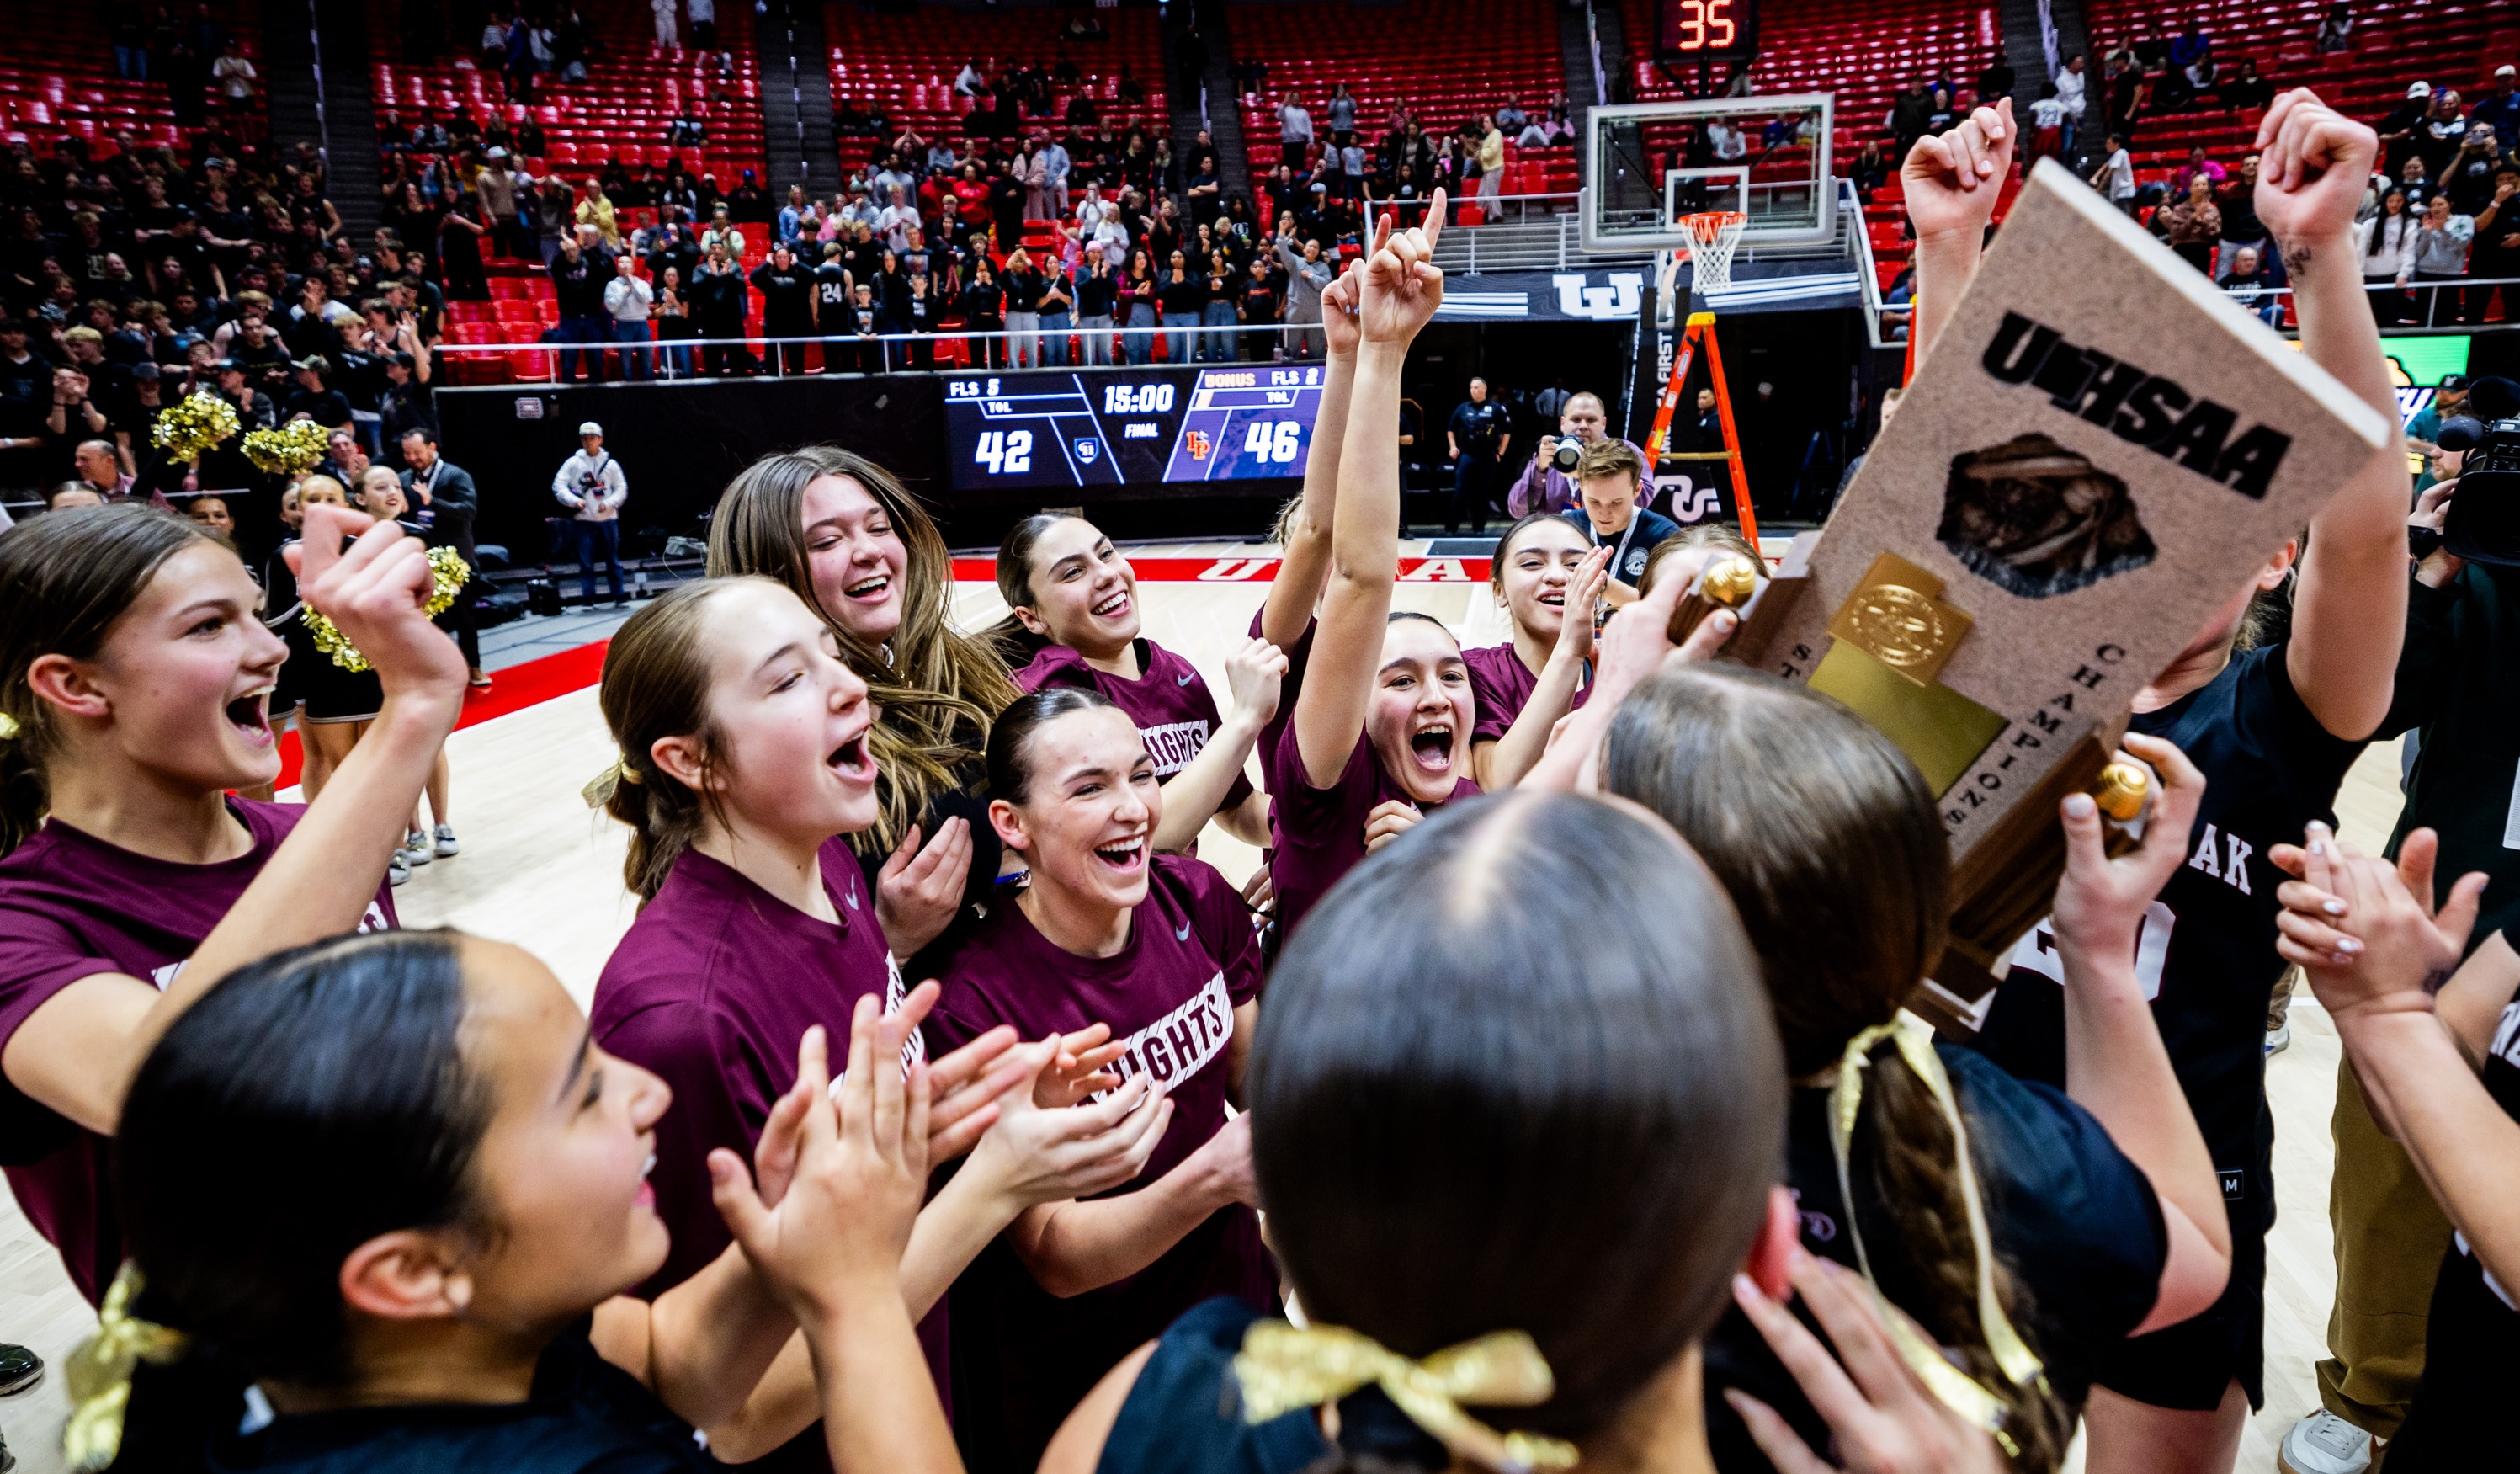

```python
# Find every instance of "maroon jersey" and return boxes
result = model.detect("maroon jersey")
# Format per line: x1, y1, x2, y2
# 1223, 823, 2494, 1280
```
1460, 641, 1589, 745
925, 854, 1273, 1473
1263, 718, 1480, 937
1015, 639, 1255, 812
0, 800, 396, 1305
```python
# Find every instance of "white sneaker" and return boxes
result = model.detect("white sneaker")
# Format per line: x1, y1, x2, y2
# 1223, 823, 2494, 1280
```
389, 853, 412, 887
400, 833, 433, 866
2279, 1410, 2374, 1474
433, 824, 460, 858
2266, 1022, 2292, 1056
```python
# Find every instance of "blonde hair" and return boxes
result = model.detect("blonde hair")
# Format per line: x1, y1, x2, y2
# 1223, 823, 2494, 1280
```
1636, 523, 1764, 600
706, 447, 1018, 852
297, 475, 348, 508
595, 580, 752, 900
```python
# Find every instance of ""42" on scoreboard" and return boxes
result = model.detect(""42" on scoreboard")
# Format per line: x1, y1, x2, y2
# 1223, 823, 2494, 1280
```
972, 428, 1035, 474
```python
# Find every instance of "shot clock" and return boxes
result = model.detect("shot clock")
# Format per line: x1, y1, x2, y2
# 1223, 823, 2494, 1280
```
1657, 0, 1758, 63
942, 365, 1325, 492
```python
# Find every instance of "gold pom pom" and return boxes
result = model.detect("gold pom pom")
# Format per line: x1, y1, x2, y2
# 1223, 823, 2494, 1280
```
146, 392, 242, 463
242, 418, 332, 476
301, 545, 472, 673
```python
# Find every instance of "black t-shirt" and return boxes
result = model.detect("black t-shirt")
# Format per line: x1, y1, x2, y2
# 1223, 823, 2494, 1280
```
1704, 1042, 2165, 1470
1156, 272, 1207, 317
750, 263, 814, 326
281, 386, 353, 428
1970, 645, 2366, 1242
195, 1318, 715, 1472
2384, 960, 2520, 1469
1076, 272, 1117, 317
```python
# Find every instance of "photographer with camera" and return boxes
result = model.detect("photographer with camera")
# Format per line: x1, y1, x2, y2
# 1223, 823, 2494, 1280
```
1506, 388, 1652, 518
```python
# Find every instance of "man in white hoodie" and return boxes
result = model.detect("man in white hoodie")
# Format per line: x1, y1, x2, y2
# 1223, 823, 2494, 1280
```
552, 420, 630, 604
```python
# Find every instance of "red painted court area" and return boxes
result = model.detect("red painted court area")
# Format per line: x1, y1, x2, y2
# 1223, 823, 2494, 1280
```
274, 639, 612, 790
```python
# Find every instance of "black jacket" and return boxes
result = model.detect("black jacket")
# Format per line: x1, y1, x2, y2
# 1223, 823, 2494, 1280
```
405, 458, 479, 563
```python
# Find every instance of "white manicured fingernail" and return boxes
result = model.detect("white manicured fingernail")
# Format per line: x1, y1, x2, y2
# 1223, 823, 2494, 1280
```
2338, 939, 2363, 954
2324, 900, 2346, 915
2309, 839, 2326, 856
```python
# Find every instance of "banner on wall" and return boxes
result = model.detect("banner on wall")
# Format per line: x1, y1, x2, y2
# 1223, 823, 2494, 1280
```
1439, 260, 1862, 322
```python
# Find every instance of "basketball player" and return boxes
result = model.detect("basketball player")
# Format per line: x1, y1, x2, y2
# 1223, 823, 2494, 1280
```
1461, 513, 1606, 790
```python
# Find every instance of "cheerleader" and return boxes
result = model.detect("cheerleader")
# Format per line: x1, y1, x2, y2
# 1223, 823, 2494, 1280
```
1459, 513, 1606, 790
1604, 666, 2236, 1471
997, 511, 1283, 852
1267, 198, 1481, 933
98, 929, 959, 1473
588, 578, 1172, 1464
706, 446, 1020, 972
1043, 792, 2007, 1474
1911, 95, 2415, 1473
926, 688, 1273, 1471
0, 502, 462, 1307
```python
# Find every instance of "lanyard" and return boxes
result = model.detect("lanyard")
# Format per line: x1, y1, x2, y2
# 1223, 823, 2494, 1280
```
1597, 512, 1643, 575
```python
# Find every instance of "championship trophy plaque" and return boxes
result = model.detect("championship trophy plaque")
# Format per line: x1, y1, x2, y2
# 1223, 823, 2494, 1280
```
1720, 158, 2395, 1030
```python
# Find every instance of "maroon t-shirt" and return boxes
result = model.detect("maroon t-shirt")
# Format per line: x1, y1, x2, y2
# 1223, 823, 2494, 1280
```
0, 801, 396, 1306
1014, 639, 1254, 813
591, 838, 937, 1469
1460, 641, 1589, 745
924, 854, 1273, 1472
1263, 717, 1480, 938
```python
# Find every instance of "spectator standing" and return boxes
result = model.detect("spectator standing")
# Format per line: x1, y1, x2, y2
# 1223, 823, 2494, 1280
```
1118, 248, 1158, 365
1445, 376, 1513, 536
476, 149, 529, 260
1275, 93, 1314, 170
576, 177, 623, 251
2468, 167, 2519, 325
1001, 247, 1043, 370
530, 178, 574, 269
2028, 85, 2067, 168
2054, 54, 2089, 158
750, 244, 815, 375
2162, 173, 2224, 274
210, 40, 257, 114
400, 426, 486, 689
812, 243, 853, 373
651, 0, 678, 49
1199, 251, 1238, 364
2443, 124, 2504, 218
688, 0, 715, 49
1273, 227, 1331, 359
603, 253, 654, 381
651, 265, 698, 378
2169, 146, 2227, 200
1156, 249, 1205, 365
689, 239, 750, 375
1075, 250, 1117, 365
551, 420, 628, 604
2470, 65, 2520, 146
2314, 2, 2353, 52
1024, 254, 1067, 368
2216, 155, 2268, 267
548, 234, 609, 384
1239, 256, 1279, 363
2378, 83, 2432, 180
2401, 193, 2473, 326
2092, 133, 2137, 214
2357, 187, 2416, 325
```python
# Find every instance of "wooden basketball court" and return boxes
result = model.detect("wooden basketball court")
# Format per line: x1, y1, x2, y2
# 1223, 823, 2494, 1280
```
0, 541, 2406, 1474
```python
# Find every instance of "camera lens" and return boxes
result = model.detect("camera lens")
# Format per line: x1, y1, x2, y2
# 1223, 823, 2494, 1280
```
1552, 442, 1582, 473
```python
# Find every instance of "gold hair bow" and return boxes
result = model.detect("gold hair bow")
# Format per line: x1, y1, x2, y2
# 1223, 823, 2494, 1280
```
64, 1264, 190, 1473
1829, 1011, 2045, 1450
579, 756, 643, 809
1233, 1319, 1580, 1473
0, 710, 19, 742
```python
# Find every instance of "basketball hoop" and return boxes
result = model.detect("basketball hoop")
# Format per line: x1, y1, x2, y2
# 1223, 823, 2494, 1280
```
1678, 211, 1748, 294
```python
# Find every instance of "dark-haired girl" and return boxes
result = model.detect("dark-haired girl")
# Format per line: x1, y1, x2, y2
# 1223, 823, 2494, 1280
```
707, 446, 1020, 974
1461, 513, 1605, 790
1604, 665, 2235, 1471
590, 577, 1172, 1466
928, 688, 1271, 1471
998, 512, 1281, 854
0, 503, 462, 1307
1042, 791, 2007, 1474
103, 928, 960, 1473
1911, 96, 2415, 1472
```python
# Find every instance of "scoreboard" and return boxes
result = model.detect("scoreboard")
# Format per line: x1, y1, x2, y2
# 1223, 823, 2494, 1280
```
942, 365, 1326, 492
1656, 0, 1758, 63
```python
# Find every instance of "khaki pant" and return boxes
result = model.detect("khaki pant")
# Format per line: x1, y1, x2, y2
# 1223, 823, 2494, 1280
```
2318, 1059, 2454, 1438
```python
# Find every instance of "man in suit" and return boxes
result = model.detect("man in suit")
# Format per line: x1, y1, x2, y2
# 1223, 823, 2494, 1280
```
400, 426, 489, 689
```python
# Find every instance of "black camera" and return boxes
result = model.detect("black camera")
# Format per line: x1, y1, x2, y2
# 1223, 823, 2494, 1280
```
1550, 439, 1583, 473
2438, 376, 2520, 567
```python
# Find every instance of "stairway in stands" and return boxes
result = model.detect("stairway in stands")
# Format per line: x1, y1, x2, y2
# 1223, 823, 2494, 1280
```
267, 0, 384, 240
1169, 1, 1252, 201
758, 0, 841, 198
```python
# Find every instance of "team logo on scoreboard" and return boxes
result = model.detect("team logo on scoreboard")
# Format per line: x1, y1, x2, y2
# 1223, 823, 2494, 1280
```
1185, 430, 1212, 460
1075, 438, 1100, 464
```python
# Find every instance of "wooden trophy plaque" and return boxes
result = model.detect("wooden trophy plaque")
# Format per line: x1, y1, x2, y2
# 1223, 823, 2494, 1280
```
1722, 158, 2395, 1033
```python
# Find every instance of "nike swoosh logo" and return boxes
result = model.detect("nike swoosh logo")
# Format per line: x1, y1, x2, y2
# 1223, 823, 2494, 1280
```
1177, 672, 1195, 685
1174, 922, 1192, 941
843, 884, 860, 910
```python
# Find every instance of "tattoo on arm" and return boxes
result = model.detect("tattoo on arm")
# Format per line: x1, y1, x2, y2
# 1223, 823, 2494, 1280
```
2283, 243, 2315, 274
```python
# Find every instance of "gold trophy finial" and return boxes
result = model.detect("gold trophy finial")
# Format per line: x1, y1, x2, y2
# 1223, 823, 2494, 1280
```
2091, 762, 2150, 822
1702, 554, 1760, 608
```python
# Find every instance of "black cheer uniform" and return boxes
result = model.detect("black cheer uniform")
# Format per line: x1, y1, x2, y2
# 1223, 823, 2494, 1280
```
1966, 644, 2367, 1410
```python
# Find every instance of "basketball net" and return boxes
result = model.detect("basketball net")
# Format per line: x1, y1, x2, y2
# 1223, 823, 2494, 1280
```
1677, 211, 1747, 294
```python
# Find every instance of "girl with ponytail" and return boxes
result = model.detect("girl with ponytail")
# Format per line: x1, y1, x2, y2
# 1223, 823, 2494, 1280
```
0, 502, 462, 1312
588, 577, 1176, 1465
1600, 664, 2236, 1471
996, 512, 1283, 854
705, 445, 1019, 972
1043, 793, 2010, 1474
101, 928, 961, 1473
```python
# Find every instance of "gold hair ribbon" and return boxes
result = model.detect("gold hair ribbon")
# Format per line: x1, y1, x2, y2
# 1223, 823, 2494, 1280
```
0, 710, 19, 742
1828, 1012, 2045, 1444
579, 756, 641, 809
64, 1263, 190, 1473
1233, 1319, 1580, 1474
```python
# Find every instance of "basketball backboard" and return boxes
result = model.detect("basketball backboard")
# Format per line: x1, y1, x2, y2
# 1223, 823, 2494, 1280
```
1582, 95, 1836, 253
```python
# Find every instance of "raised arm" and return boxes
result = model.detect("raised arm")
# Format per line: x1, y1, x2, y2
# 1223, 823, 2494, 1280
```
1151, 637, 1284, 854
1292, 197, 1444, 790
2252, 93, 2406, 741
1901, 100, 2014, 363
2048, 734, 2233, 1333
1260, 261, 1360, 650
